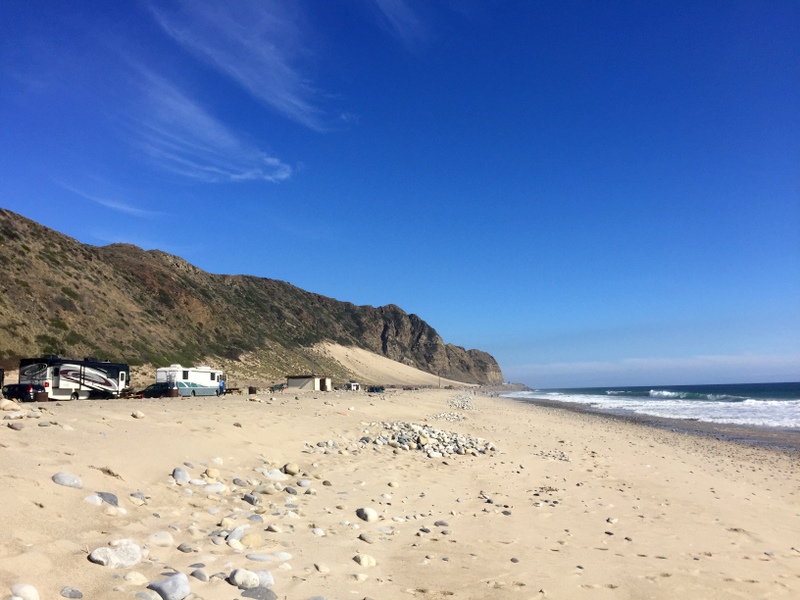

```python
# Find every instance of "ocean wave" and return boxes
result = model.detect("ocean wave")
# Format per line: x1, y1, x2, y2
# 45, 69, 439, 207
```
502, 391, 800, 429
649, 390, 746, 402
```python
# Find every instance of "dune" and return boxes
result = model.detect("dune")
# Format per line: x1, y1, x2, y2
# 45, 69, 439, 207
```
316, 342, 470, 388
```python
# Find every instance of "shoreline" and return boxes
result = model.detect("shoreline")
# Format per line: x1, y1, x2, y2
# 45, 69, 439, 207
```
505, 394, 800, 454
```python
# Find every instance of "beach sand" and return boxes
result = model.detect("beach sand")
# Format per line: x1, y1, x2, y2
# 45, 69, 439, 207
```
2, 385, 799, 599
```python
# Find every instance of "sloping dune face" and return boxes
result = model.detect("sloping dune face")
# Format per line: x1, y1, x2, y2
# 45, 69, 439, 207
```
317, 342, 472, 387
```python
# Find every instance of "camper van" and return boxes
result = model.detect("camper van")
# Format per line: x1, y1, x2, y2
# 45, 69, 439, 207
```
155, 364, 224, 397
18, 356, 130, 400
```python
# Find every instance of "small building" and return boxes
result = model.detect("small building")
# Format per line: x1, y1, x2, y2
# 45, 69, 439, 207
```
344, 381, 361, 391
286, 375, 333, 392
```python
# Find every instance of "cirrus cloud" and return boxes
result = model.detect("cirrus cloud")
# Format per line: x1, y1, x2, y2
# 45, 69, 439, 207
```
128, 69, 292, 183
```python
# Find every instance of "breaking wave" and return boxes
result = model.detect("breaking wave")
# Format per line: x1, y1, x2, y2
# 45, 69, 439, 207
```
505, 383, 800, 429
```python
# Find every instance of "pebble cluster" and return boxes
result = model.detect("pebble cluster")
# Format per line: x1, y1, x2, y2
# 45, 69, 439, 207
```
446, 394, 475, 411
534, 448, 572, 462
5, 402, 497, 600
298, 420, 497, 461
1, 400, 64, 431
428, 412, 467, 422
363, 421, 496, 458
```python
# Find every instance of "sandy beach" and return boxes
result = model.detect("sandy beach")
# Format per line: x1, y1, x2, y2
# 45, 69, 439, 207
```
2, 386, 799, 600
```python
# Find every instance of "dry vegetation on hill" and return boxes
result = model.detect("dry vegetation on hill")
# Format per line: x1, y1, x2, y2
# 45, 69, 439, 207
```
0, 209, 503, 386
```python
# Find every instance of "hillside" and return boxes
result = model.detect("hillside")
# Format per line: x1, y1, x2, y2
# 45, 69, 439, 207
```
0, 208, 503, 386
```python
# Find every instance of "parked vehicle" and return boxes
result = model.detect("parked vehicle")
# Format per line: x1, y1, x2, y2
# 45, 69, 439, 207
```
18, 355, 130, 400
156, 364, 225, 397
2, 383, 46, 402
136, 382, 173, 398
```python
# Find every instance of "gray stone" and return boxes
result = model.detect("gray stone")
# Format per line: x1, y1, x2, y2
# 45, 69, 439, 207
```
147, 572, 191, 600
356, 507, 378, 523
260, 468, 288, 482
171, 467, 190, 484
135, 593, 161, 600
88, 539, 142, 568
190, 568, 209, 582
204, 482, 227, 494
60, 587, 83, 599
272, 551, 292, 562
96, 492, 119, 507
227, 524, 249, 541
353, 553, 377, 567
243, 493, 260, 506
241, 588, 278, 600
52, 472, 83, 489
246, 553, 273, 562
229, 568, 260, 589
255, 570, 275, 587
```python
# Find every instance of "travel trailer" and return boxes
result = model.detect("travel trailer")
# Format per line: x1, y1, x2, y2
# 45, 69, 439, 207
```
155, 364, 225, 396
18, 355, 130, 400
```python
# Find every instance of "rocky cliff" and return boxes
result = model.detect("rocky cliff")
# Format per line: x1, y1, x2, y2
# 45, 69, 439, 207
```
0, 208, 503, 385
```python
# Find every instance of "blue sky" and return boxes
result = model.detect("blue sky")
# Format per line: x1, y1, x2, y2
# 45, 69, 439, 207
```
1, 1, 798, 388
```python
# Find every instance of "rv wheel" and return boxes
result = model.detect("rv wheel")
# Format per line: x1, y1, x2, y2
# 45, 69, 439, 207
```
70, 392, 79, 401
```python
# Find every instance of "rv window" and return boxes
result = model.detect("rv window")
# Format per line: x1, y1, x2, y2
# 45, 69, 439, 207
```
210, 373, 215, 381
182, 371, 189, 379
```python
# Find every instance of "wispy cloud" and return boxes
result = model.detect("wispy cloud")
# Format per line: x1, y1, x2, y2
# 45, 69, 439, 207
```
128, 69, 292, 183
148, 0, 326, 130
371, 0, 429, 47
57, 181, 161, 218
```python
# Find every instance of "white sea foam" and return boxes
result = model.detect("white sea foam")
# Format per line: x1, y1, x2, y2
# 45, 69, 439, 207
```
505, 391, 800, 429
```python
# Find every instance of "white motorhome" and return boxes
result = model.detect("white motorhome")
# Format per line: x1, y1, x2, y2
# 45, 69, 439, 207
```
156, 364, 224, 396
19, 355, 130, 400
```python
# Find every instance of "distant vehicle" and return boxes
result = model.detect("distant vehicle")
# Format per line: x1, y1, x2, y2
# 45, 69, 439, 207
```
136, 382, 173, 398
155, 364, 225, 397
2, 383, 46, 402
18, 356, 130, 400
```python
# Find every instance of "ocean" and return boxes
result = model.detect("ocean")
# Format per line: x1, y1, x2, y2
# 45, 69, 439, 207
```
504, 382, 800, 429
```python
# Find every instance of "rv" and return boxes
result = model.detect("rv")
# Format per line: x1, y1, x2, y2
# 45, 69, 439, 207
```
18, 356, 130, 400
156, 364, 224, 397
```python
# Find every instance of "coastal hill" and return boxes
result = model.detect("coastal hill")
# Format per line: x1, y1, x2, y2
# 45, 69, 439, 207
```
0, 208, 503, 386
